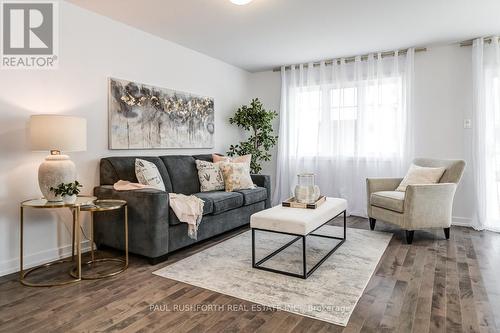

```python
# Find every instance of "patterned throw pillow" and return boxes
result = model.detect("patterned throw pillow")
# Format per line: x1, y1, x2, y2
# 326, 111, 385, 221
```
212, 154, 251, 170
195, 160, 225, 192
135, 159, 166, 191
219, 162, 255, 192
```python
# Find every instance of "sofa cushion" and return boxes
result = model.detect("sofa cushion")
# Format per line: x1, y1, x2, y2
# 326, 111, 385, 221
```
236, 187, 267, 206
370, 191, 405, 213
99, 156, 173, 191
160, 155, 200, 195
169, 193, 214, 226
195, 191, 244, 215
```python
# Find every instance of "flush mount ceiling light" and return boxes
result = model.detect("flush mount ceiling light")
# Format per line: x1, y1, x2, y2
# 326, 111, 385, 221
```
230, 0, 253, 5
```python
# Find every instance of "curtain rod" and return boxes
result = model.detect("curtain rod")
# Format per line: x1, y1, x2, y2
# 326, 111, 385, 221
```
272, 47, 427, 72
459, 36, 498, 47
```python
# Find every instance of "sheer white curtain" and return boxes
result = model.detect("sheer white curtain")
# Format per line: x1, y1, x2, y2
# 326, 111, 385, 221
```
472, 37, 500, 232
274, 49, 415, 216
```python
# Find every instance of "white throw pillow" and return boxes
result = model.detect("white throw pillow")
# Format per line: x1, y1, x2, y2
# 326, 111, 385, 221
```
135, 159, 166, 191
195, 160, 225, 192
219, 162, 255, 192
396, 164, 446, 192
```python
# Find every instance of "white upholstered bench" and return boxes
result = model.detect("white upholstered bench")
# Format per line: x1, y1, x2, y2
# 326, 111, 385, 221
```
250, 197, 347, 279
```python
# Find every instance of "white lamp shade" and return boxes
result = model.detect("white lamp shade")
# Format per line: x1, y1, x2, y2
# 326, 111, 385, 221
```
30, 115, 87, 152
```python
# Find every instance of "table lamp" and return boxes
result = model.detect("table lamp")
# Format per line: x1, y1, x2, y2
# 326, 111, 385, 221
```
30, 115, 87, 201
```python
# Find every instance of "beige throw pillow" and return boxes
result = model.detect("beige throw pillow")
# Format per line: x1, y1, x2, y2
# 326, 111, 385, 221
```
396, 164, 446, 192
195, 160, 225, 192
135, 159, 166, 191
219, 162, 255, 192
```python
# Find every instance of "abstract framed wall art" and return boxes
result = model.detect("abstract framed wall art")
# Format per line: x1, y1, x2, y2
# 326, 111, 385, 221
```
108, 77, 215, 149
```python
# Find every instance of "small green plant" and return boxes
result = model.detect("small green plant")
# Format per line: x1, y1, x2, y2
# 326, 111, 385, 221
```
50, 181, 82, 196
227, 98, 278, 174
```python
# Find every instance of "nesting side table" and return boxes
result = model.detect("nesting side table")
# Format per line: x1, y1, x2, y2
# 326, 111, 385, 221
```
19, 196, 96, 287
70, 199, 128, 279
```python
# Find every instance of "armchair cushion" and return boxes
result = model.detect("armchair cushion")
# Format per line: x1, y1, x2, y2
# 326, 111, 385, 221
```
370, 191, 405, 213
366, 178, 403, 194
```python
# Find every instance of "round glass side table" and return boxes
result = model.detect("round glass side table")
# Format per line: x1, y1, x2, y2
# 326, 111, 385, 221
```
19, 196, 96, 287
70, 199, 128, 279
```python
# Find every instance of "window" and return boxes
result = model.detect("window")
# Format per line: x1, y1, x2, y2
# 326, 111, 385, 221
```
294, 87, 321, 156
291, 77, 403, 158
331, 86, 357, 121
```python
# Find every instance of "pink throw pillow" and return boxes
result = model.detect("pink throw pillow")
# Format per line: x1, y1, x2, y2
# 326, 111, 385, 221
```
212, 154, 251, 169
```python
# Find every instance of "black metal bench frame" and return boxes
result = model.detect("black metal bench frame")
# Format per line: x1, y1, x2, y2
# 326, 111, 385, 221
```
251, 210, 346, 279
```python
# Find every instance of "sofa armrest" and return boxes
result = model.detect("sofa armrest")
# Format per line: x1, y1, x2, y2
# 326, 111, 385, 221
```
403, 183, 457, 229
251, 174, 271, 208
93, 185, 170, 258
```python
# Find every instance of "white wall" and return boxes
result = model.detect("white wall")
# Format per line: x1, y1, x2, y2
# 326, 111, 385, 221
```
413, 44, 473, 225
248, 44, 475, 225
0, 2, 251, 276
247, 71, 282, 190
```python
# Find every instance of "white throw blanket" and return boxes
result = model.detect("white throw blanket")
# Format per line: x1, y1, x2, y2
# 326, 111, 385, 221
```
113, 180, 204, 240
169, 193, 204, 240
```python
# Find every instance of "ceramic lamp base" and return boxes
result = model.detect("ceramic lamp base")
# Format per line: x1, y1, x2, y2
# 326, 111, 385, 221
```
38, 154, 77, 201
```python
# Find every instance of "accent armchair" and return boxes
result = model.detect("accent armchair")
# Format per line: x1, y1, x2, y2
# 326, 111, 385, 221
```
366, 158, 466, 244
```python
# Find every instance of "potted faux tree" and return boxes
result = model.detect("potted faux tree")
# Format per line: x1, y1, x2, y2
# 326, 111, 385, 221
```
50, 181, 83, 204
227, 98, 278, 174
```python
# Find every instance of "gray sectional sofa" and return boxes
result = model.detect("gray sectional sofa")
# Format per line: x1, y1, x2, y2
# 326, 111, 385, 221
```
93, 154, 271, 264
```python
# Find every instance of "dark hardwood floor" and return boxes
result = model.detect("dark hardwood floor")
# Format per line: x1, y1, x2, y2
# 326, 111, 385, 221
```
1, 217, 499, 333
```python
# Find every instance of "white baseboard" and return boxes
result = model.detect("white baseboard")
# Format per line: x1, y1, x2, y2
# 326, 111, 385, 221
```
452, 216, 473, 227
0, 241, 92, 277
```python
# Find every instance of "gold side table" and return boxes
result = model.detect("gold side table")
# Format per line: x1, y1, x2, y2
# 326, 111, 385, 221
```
19, 196, 96, 287
70, 199, 128, 279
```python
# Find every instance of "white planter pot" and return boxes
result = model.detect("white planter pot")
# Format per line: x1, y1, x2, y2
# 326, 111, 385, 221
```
62, 194, 77, 204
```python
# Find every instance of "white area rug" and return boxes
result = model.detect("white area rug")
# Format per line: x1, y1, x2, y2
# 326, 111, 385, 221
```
153, 226, 392, 326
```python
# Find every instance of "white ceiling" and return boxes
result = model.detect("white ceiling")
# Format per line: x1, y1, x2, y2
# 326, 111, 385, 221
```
68, 0, 500, 72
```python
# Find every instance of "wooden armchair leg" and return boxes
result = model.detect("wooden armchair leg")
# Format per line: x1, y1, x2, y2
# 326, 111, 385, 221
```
369, 218, 376, 230
405, 230, 414, 244
444, 227, 450, 240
